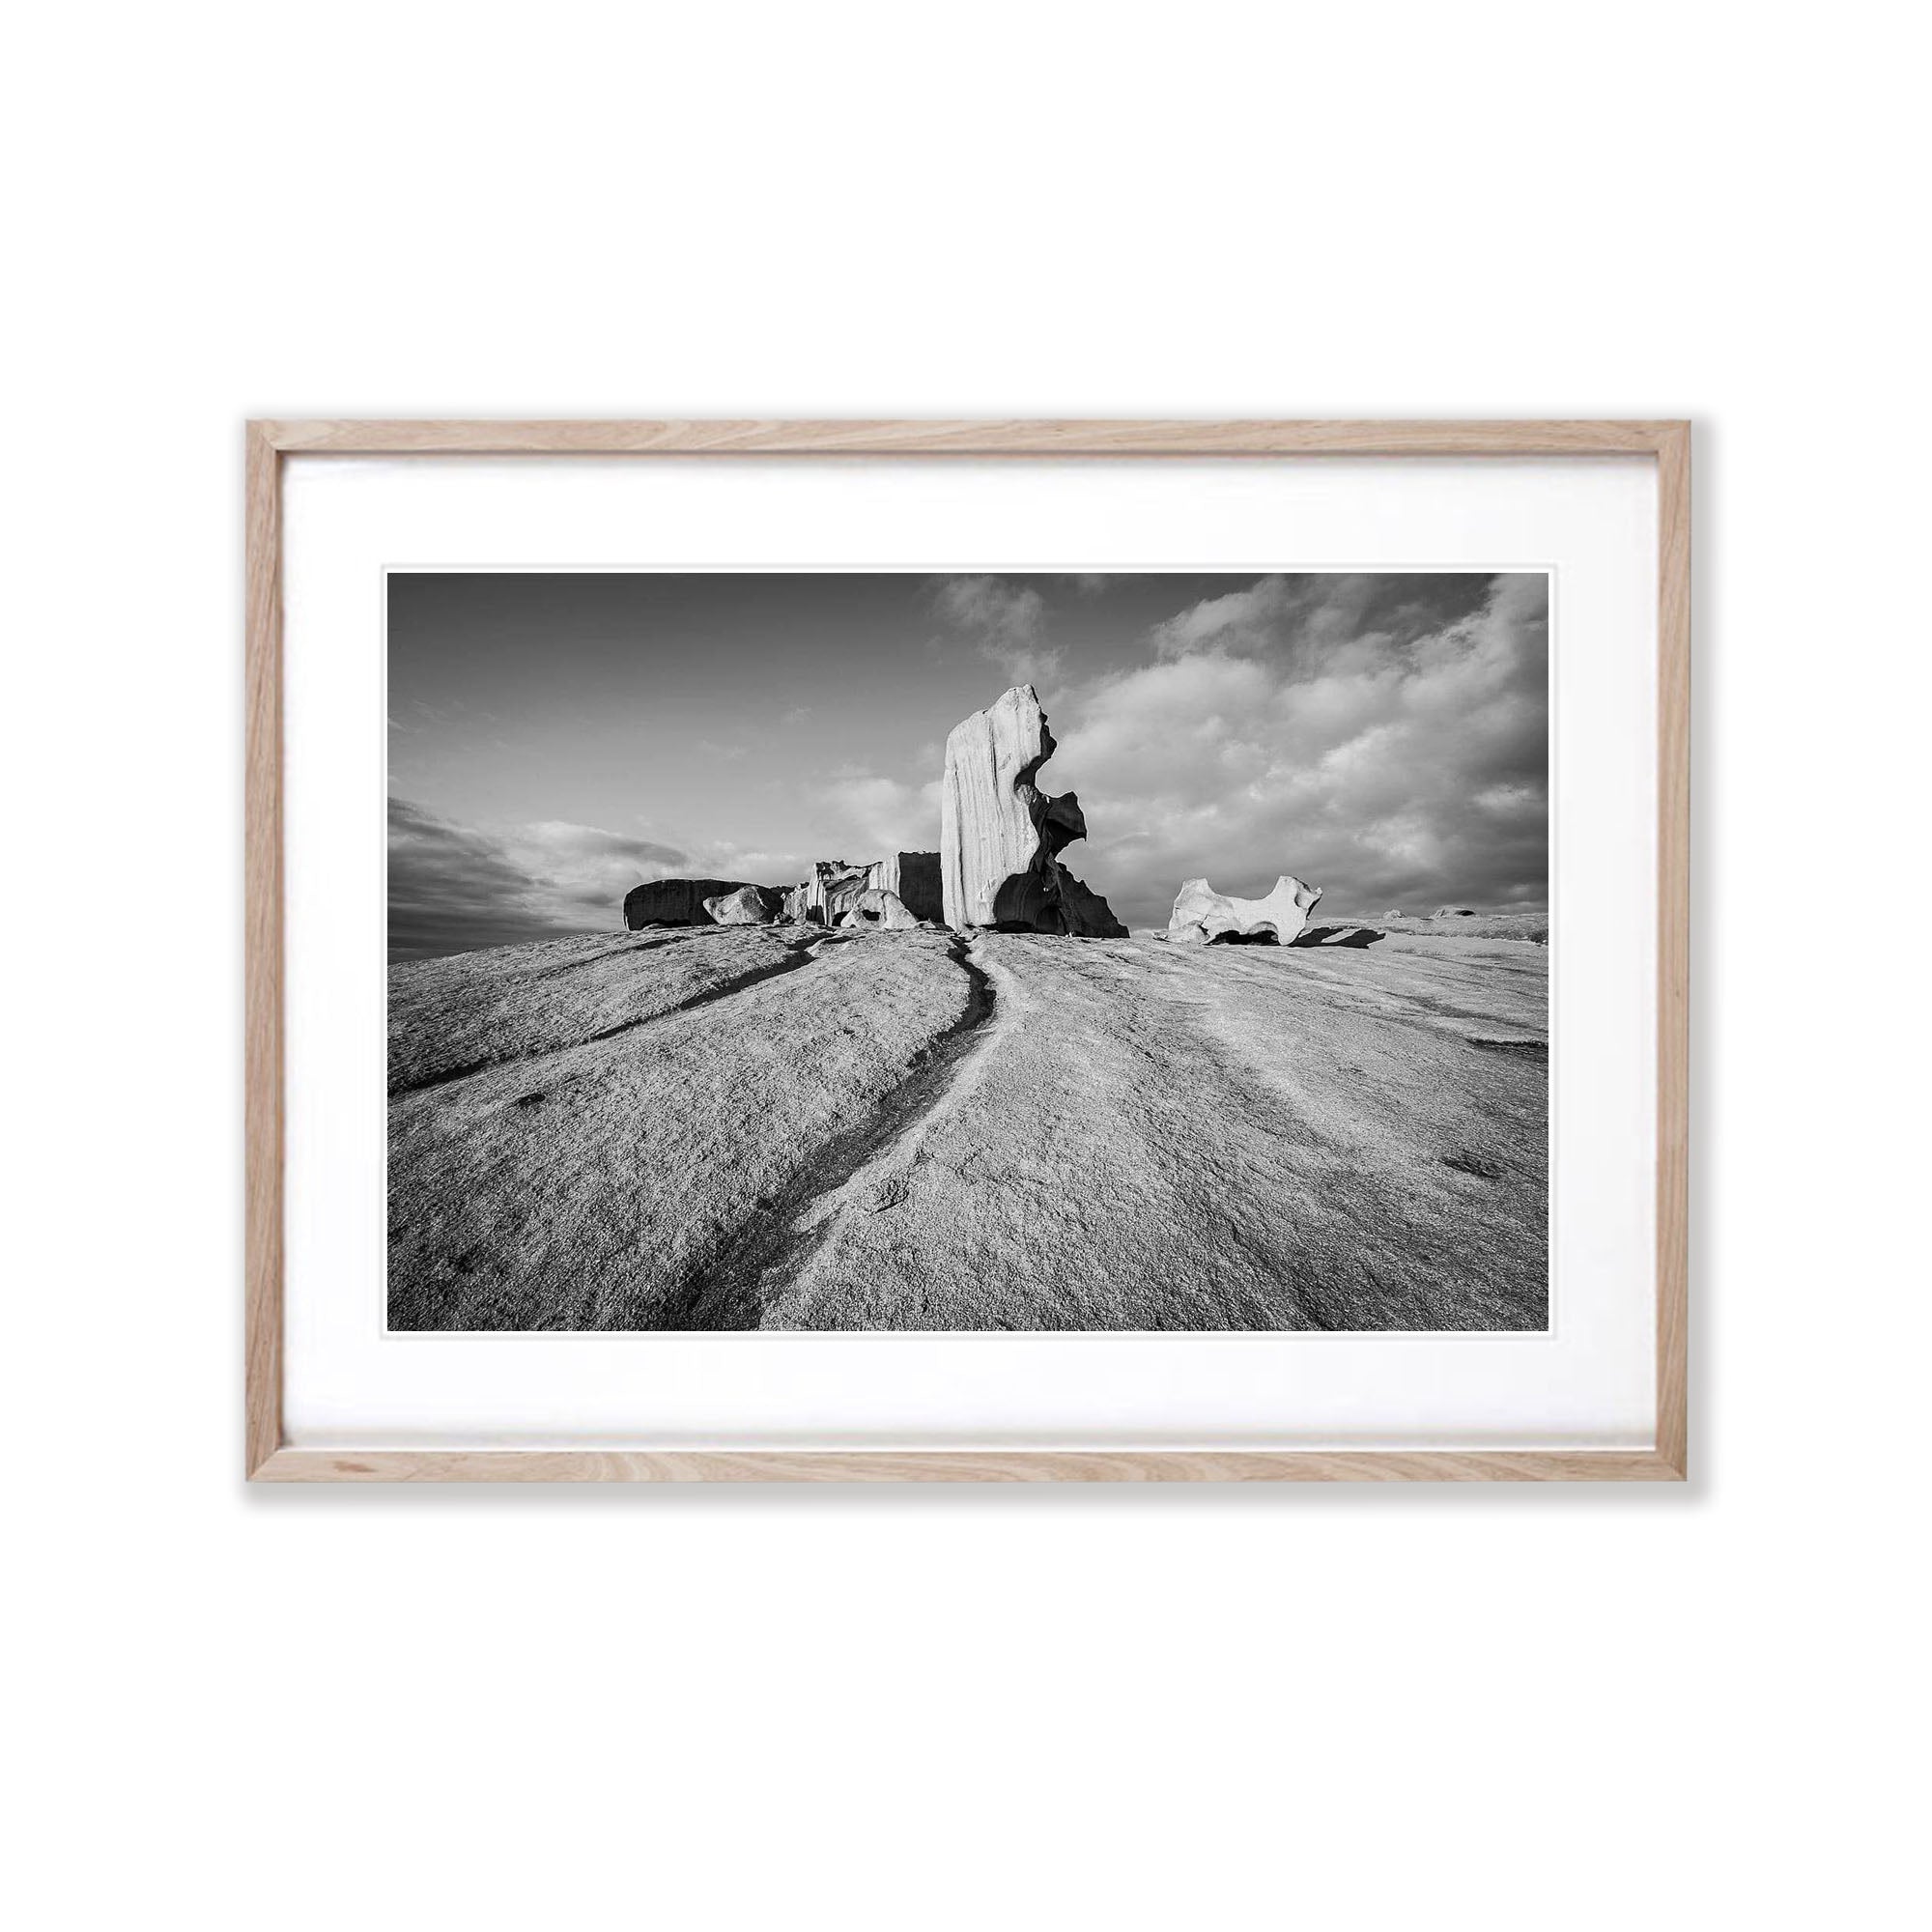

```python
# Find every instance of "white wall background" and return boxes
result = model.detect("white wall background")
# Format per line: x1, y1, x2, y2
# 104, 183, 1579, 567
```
7, 5, 1924, 1929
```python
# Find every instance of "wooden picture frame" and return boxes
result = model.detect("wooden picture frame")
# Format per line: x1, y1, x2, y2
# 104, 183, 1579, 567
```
246, 419, 1689, 1483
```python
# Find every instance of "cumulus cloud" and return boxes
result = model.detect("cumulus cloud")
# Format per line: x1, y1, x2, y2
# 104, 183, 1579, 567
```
502, 819, 701, 917
1049, 573, 1548, 929
929, 575, 1065, 686
387, 798, 690, 960
808, 772, 942, 857
1148, 571, 1495, 668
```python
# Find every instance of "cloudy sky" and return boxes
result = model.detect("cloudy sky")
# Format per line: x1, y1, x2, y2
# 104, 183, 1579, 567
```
388, 571, 1548, 959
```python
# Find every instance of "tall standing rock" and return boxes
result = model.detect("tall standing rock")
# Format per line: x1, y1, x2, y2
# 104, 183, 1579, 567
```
940, 685, 1126, 937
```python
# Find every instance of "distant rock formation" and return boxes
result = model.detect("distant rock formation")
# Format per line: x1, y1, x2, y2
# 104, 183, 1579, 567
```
703, 886, 779, 925
784, 853, 942, 927
1434, 907, 1477, 918
792, 859, 861, 925
836, 888, 923, 930
940, 684, 1126, 937
625, 878, 774, 928
1168, 875, 1323, 946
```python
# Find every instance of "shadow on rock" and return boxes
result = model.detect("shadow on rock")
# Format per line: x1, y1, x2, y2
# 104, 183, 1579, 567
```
1291, 924, 1385, 949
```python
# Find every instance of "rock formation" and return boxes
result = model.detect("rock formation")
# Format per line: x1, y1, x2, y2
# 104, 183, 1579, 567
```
1168, 875, 1323, 946
625, 878, 775, 928
835, 888, 923, 929
791, 859, 859, 925
867, 851, 943, 923
787, 853, 944, 926
703, 886, 779, 925
940, 685, 1126, 938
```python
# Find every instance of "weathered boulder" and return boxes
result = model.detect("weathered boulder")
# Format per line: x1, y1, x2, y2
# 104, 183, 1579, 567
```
940, 685, 1126, 937
625, 878, 771, 928
1168, 875, 1323, 946
1434, 907, 1477, 918
836, 888, 922, 930
704, 886, 778, 925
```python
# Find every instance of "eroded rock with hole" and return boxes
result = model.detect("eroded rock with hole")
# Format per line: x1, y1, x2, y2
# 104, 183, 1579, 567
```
1168, 875, 1323, 946
940, 684, 1125, 937
836, 888, 922, 930
703, 885, 779, 925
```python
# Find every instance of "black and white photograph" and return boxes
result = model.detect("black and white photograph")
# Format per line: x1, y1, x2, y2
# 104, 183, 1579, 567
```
387, 569, 1550, 1331
31, 0, 1932, 1913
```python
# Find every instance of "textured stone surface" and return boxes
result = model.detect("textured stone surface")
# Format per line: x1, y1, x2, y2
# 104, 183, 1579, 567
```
389, 929, 1548, 1331
388, 927, 808, 1094
1168, 875, 1323, 946
760, 933, 1549, 1332
388, 929, 976, 1329
625, 878, 767, 928
704, 886, 778, 925
940, 685, 1125, 937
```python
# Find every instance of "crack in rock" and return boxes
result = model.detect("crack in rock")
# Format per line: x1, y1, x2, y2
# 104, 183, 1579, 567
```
662, 937, 1004, 1329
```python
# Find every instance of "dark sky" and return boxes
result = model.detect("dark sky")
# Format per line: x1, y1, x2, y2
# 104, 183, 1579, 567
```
388, 571, 1547, 959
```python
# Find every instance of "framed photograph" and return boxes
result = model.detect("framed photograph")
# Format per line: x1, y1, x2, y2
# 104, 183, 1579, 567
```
246, 419, 1688, 1482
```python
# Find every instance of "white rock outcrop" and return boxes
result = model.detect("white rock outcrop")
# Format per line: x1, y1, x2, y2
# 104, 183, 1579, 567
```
939, 685, 1125, 937
1168, 875, 1323, 946
703, 886, 779, 925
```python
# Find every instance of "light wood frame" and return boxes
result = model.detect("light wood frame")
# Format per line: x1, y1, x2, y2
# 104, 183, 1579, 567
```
246, 419, 1690, 1484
